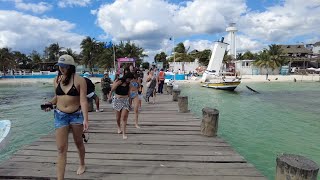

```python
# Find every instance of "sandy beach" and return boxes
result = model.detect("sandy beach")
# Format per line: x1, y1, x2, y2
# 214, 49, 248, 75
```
0, 74, 319, 85
181, 74, 320, 84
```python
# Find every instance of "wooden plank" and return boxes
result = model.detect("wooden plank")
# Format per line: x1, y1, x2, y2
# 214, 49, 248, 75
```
37, 134, 228, 142
23, 145, 237, 156
0, 162, 264, 176
33, 139, 230, 146
13, 150, 246, 162
3, 156, 255, 169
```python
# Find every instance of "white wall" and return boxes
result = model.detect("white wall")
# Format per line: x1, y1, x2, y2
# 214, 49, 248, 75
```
235, 60, 280, 75
168, 59, 200, 73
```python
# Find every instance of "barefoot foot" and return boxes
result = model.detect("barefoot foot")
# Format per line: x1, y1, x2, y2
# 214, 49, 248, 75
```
117, 129, 122, 134
135, 125, 140, 129
123, 135, 128, 140
77, 165, 86, 175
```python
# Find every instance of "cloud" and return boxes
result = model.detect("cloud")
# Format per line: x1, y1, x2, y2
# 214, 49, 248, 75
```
5, 0, 52, 14
58, 0, 92, 8
239, 0, 320, 44
95, 0, 247, 61
0, 10, 85, 53
183, 39, 213, 52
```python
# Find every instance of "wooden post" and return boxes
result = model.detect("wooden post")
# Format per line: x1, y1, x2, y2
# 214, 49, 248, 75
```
178, 96, 189, 113
163, 83, 167, 94
276, 154, 319, 180
172, 89, 181, 101
200, 108, 219, 137
167, 85, 173, 95
88, 98, 94, 112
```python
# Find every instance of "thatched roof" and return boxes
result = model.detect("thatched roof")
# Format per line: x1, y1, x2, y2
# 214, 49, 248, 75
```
280, 45, 312, 54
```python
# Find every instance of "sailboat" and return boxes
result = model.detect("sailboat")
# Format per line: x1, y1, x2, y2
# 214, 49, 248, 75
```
200, 38, 241, 91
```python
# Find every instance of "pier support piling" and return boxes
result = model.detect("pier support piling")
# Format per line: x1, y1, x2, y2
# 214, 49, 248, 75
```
172, 89, 181, 101
178, 96, 189, 113
276, 154, 319, 180
200, 108, 219, 137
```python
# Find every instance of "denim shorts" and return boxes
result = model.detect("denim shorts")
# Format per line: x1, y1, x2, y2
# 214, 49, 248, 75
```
54, 109, 83, 129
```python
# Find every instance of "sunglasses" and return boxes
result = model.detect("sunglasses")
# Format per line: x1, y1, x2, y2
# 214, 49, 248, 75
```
82, 132, 89, 143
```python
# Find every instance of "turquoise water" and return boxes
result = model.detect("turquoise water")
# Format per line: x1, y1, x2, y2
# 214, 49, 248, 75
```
0, 81, 319, 179
179, 81, 320, 180
0, 83, 54, 162
0, 82, 103, 162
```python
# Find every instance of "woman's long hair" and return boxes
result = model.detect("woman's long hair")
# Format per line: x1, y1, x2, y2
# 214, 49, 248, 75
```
56, 65, 76, 85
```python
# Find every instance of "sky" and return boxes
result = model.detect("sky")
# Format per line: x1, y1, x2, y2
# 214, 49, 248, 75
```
0, 0, 320, 62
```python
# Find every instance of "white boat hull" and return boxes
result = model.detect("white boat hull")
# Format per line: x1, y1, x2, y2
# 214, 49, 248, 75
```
0, 120, 11, 150
201, 80, 241, 91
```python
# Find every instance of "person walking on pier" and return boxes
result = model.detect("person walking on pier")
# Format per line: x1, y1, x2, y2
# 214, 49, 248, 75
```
129, 72, 141, 128
157, 68, 165, 94
137, 78, 144, 110
108, 72, 134, 139
144, 69, 157, 104
101, 72, 112, 101
43, 55, 89, 179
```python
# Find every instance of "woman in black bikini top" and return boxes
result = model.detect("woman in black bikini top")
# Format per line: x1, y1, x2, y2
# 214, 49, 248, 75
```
44, 55, 88, 178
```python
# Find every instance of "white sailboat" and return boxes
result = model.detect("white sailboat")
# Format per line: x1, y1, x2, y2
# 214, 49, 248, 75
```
200, 38, 241, 91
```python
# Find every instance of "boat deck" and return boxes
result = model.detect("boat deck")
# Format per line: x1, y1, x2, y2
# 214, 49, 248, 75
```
0, 94, 266, 180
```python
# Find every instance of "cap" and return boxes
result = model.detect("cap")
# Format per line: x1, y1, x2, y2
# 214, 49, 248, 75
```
56, 55, 75, 67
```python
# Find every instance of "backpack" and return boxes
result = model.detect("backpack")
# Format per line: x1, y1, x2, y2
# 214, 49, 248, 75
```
85, 78, 95, 94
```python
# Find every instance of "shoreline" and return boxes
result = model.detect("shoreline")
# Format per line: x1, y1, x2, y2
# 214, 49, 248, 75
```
0, 75, 319, 85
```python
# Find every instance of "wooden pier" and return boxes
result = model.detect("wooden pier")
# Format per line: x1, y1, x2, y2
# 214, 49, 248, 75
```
0, 94, 267, 180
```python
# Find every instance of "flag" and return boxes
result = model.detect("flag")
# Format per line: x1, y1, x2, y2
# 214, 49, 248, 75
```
169, 37, 172, 41
105, 41, 113, 48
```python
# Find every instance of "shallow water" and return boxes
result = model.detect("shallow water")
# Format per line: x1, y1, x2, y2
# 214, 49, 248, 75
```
0, 82, 103, 163
0, 83, 54, 162
179, 81, 320, 179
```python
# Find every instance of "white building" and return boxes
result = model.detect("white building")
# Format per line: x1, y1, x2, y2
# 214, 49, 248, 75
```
168, 59, 200, 73
312, 42, 320, 54
234, 60, 280, 75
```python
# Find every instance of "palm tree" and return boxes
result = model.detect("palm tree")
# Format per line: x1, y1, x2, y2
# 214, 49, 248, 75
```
12, 51, 31, 69
236, 53, 243, 60
0, 48, 15, 75
168, 42, 194, 62
268, 44, 287, 66
44, 43, 62, 62
62, 48, 80, 64
242, 51, 256, 60
115, 41, 147, 67
189, 49, 211, 66
253, 49, 280, 74
29, 50, 42, 71
154, 52, 168, 68
96, 44, 114, 69
80, 37, 98, 72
